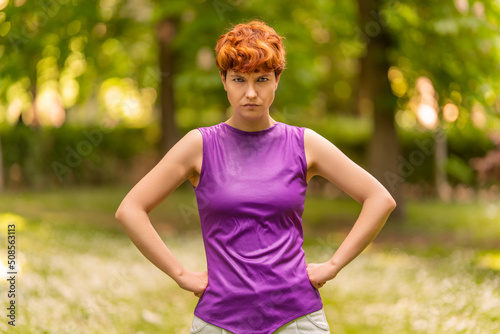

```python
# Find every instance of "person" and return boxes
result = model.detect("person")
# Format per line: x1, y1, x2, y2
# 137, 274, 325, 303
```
115, 19, 397, 334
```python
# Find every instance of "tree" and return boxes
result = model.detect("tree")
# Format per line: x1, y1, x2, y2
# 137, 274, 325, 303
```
355, 0, 404, 219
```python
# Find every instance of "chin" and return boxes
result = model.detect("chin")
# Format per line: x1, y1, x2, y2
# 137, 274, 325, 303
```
239, 111, 267, 119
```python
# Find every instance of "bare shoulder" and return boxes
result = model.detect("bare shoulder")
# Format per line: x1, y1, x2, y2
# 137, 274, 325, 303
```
182, 129, 203, 153
177, 129, 203, 174
304, 126, 358, 179
304, 127, 321, 143
303, 127, 328, 174
181, 129, 203, 184
303, 127, 323, 147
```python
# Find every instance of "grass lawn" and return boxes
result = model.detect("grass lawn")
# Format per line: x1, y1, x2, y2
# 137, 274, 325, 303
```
0, 184, 499, 333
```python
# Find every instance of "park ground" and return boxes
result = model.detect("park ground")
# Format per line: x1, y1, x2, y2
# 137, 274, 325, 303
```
0, 185, 499, 333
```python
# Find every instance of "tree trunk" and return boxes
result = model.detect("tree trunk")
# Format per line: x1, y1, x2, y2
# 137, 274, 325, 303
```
356, 0, 405, 220
156, 17, 180, 155
435, 128, 451, 201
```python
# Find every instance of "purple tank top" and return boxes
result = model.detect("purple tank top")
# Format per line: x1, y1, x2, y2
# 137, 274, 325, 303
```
192, 121, 323, 334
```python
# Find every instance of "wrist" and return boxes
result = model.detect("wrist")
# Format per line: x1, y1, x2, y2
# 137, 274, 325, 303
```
327, 258, 342, 278
172, 266, 186, 283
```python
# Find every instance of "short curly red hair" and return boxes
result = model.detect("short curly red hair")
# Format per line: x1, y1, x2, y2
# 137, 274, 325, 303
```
215, 20, 286, 80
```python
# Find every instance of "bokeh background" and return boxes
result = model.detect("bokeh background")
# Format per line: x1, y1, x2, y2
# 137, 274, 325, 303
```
0, 0, 499, 333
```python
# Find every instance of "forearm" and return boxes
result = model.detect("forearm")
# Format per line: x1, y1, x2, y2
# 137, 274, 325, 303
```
328, 195, 396, 275
115, 209, 185, 282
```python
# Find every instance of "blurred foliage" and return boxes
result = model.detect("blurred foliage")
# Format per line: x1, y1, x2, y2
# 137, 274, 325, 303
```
397, 120, 495, 186
0, 114, 494, 188
1, 123, 158, 188
0, 0, 500, 189
1, 0, 499, 126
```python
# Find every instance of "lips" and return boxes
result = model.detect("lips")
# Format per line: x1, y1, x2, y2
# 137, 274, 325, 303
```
243, 104, 259, 107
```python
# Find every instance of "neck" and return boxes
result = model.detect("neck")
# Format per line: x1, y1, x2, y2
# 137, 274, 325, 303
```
225, 115, 276, 132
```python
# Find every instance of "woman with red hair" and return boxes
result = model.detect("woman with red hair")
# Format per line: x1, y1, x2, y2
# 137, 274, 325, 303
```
116, 20, 396, 333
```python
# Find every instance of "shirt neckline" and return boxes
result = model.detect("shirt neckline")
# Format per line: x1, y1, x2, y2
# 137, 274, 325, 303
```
221, 121, 280, 134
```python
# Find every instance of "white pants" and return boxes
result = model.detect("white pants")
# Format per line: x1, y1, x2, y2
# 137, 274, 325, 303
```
189, 309, 331, 334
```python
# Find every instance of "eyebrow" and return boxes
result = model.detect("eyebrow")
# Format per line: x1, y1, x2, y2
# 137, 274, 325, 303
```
230, 74, 271, 78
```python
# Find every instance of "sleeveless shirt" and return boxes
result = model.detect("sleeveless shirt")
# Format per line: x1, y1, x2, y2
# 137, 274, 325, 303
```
192, 121, 323, 334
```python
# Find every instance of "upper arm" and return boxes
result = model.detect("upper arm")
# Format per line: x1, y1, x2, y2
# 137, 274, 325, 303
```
304, 128, 394, 204
116, 129, 202, 215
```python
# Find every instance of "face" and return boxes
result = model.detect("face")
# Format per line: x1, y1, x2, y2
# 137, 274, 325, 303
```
221, 69, 280, 119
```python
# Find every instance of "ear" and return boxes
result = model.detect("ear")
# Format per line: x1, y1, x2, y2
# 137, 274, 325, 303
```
220, 72, 227, 91
275, 74, 280, 90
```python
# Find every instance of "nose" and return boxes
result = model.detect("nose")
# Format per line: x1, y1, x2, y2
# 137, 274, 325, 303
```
245, 82, 257, 99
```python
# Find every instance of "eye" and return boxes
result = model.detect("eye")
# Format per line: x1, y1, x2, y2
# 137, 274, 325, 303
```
233, 78, 244, 82
258, 77, 269, 82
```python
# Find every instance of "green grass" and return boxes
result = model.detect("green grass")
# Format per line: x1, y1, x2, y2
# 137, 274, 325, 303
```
0, 186, 499, 333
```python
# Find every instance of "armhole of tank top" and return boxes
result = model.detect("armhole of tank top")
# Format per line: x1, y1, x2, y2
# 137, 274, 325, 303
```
299, 126, 308, 183
193, 128, 205, 190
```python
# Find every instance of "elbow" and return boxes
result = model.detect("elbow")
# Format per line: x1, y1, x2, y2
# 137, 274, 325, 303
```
115, 207, 126, 223
115, 207, 135, 228
369, 189, 396, 212
365, 189, 397, 211
115, 202, 133, 223
115, 208, 123, 222
115, 202, 146, 225
385, 194, 397, 211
